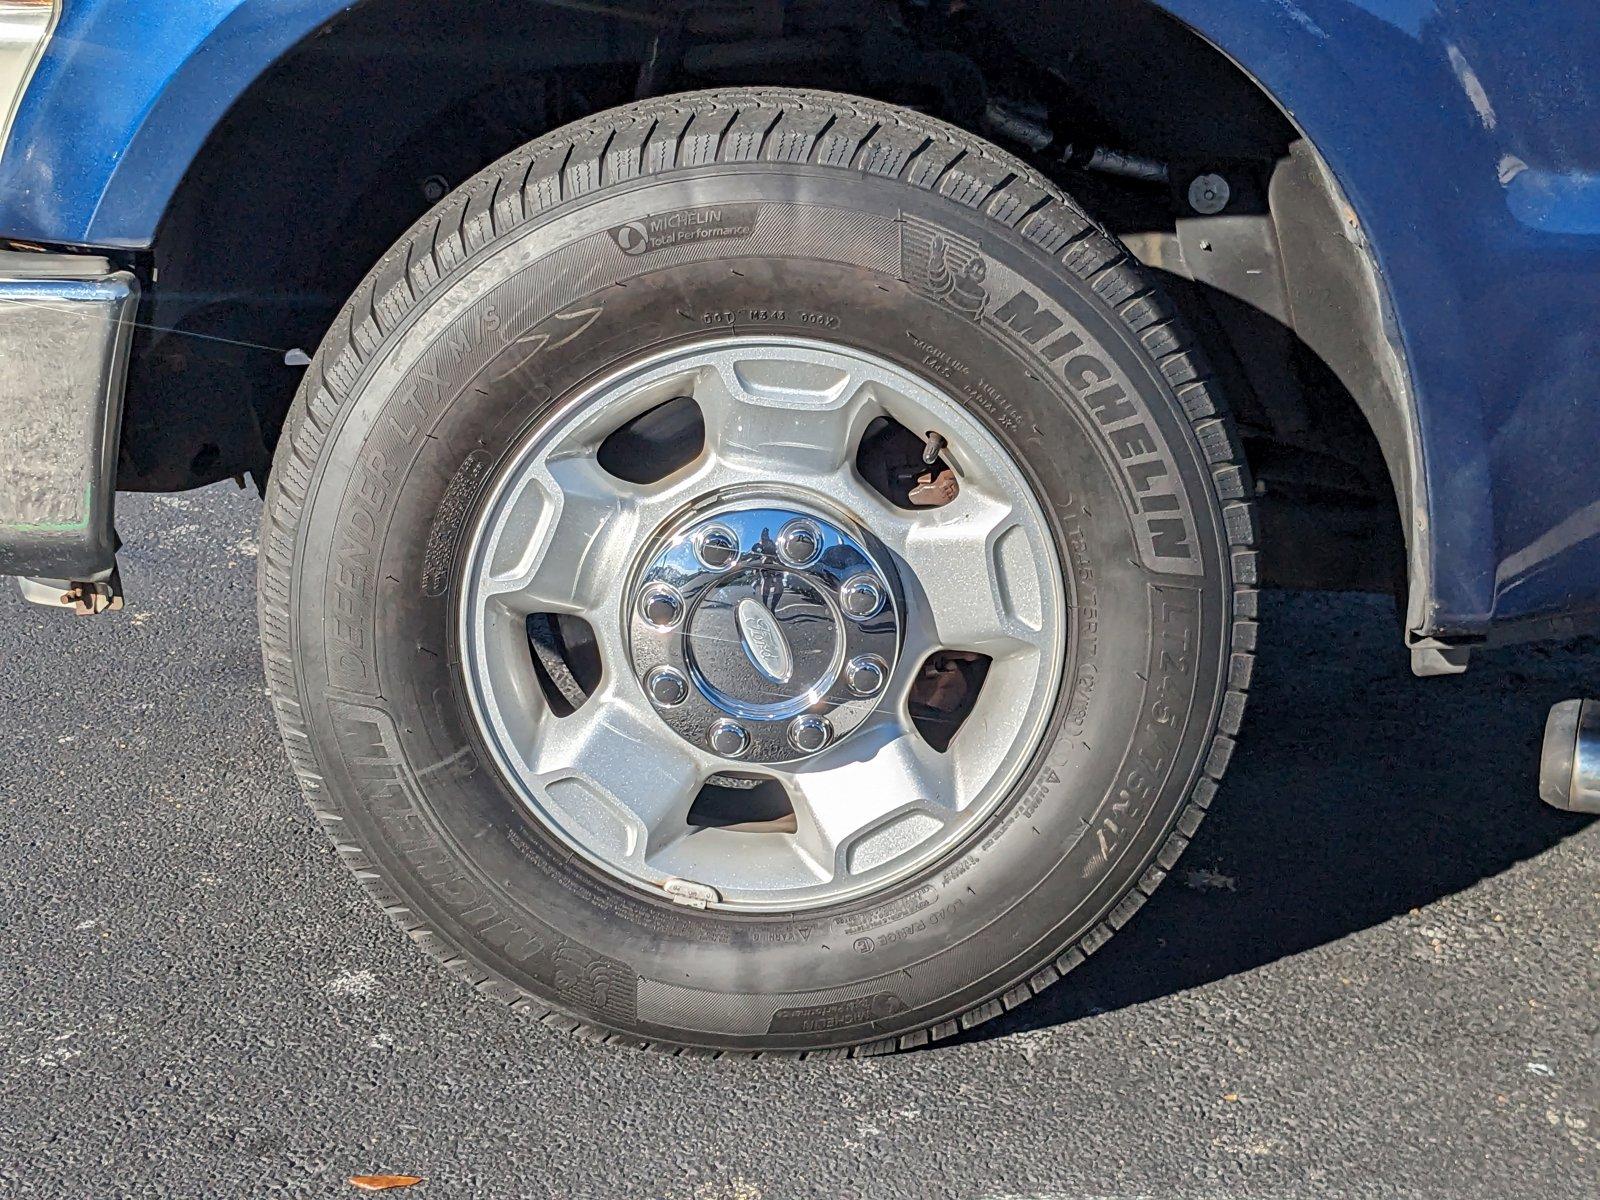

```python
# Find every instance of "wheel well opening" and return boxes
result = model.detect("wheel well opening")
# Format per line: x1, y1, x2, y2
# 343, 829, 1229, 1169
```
136, 0, 1409, 594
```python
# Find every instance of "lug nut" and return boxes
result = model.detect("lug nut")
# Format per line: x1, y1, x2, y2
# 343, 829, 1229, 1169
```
846, 654, 888, 697
696, 525, 739, 570
639, 584, 684, 629
788, 714, 832, 754
708, 719, 751, 758
776, 519, 822, 567
840, 574, 884, 621
645, 666, 689, 707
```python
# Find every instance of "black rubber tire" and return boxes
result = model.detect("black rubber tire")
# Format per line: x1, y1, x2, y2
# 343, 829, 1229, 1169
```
258, 88, 1257, 1056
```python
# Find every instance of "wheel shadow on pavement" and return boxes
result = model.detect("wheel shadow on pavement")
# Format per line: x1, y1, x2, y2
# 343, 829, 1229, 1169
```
959, 588, 1598, 1043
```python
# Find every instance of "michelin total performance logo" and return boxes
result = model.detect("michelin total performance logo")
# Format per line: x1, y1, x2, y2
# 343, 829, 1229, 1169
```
607, 204, 760, 256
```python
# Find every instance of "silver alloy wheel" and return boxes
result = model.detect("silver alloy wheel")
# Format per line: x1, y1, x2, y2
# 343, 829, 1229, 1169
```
459, 337, 1066, 911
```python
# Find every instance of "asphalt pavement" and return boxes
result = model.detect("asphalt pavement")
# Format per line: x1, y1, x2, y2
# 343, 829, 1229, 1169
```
1, 482, 1596, 1198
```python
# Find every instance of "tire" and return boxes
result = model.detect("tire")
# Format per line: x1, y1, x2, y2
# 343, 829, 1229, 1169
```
258, 88, 1256, 1056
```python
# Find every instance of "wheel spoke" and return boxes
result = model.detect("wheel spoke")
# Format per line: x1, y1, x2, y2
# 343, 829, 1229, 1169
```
478, 455, 641, 617
787, 721, 957, 877
695, 354, 875, 477
874, 486, 1044, 659
526, 685, 705, 858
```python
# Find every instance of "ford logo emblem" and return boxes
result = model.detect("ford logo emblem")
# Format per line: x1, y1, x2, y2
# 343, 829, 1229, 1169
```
735, 597, 794, 686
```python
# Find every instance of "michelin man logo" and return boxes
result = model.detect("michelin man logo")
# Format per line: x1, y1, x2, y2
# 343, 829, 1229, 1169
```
901, 215, 990, 319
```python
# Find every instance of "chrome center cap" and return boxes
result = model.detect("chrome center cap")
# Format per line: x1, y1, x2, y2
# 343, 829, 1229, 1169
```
628, 499, 901, 763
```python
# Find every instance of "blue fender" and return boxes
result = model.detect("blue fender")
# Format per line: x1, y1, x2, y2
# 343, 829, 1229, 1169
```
3, 0, 1598, 639
1153, 1, 1600, 643
0, 1, 352, 248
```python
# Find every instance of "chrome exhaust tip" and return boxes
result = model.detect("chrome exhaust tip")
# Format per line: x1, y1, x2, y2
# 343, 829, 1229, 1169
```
1539, 700, 1600, 814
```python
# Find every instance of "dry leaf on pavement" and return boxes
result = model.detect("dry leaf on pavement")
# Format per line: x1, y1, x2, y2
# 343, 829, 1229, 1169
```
349, 1175, 423, 1192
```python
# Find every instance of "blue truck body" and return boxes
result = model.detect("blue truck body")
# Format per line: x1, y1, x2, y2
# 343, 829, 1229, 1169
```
2, 0, 1598, 641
